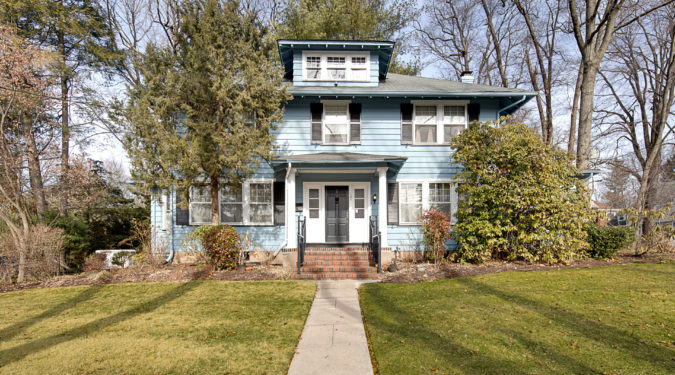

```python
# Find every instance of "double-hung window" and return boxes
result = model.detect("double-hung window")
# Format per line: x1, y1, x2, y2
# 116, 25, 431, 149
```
429, 182, 452, 218
404, 101, 468, 145
189, 186, 212, 225
327, 56, 346, 80
399, 183, 423, 225
391, 181, 457, 225
443, 106, 466, 143
323, 104, 349, 144
189, 180, 274, 225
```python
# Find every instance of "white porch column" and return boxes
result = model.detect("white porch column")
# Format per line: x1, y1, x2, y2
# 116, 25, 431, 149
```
377, 167, 388, 247
286, 167, 297, 248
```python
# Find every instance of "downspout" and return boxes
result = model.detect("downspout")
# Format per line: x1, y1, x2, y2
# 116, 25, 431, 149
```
273, 162, 292, 257
164, 190, 175, 264
497, 95, 528, 119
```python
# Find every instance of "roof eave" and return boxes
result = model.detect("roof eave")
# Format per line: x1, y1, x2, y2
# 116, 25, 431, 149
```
288, 90, 538, 98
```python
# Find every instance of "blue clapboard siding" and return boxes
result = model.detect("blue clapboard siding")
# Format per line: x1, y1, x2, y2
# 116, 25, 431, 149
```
151, 75, 504, 252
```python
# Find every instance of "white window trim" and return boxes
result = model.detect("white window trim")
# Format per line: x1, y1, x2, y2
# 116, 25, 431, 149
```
302, 51, 370, 82
189, 179, 275, 226
320, 100, 352, 145
397, 179, 458, 225
410, 100, 469, 145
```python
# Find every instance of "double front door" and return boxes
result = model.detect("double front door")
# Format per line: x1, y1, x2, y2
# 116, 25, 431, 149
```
303, 183, 369, 244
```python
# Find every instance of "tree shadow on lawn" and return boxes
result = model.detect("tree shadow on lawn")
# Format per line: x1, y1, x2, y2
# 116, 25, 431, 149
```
362, 286, 557, 375
0, 281, 200, 368
455, 278, 675, 372
0, 284, 104, 343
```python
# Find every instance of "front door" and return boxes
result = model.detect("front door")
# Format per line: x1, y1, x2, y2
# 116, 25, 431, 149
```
325, 186, 349, 242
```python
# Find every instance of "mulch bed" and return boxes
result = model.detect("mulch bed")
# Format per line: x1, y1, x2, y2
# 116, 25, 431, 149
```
380, 252, 675, 283
2, 252, 673, 293
0, 263, 294, 293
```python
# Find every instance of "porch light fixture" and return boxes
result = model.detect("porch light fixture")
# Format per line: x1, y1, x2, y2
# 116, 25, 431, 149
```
372, 194, 377, 203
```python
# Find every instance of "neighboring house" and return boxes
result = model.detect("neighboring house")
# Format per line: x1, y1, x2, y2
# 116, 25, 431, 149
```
152, 39, 535, 264
591, 200, 627, 226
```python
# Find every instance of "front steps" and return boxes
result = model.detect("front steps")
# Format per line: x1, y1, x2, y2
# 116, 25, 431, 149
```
294, 249, 379, 280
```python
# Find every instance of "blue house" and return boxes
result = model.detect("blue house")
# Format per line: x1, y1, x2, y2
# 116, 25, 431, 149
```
152, 40, 535, 271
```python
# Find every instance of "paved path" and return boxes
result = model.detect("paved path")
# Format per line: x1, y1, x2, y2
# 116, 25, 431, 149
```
288, 280, 374, 375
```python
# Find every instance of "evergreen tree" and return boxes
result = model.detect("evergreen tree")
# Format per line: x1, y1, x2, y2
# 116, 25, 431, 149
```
276, 0, 420, 75
124, 0, 291, 225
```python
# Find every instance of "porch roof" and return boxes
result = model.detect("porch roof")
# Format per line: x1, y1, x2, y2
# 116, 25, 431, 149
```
270, 152, 407, 172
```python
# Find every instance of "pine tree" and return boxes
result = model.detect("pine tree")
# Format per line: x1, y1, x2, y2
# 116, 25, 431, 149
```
276, 0, 420, 75
124, 0, 291, 225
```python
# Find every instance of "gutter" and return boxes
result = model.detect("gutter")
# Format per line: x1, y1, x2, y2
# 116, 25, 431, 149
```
289, 90, 538, 98
273, 162, 292, 257
497, 95, 529, 118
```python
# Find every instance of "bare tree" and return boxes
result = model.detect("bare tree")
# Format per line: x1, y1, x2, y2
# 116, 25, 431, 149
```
596, 5, 675, 239
566, 0, 675, 169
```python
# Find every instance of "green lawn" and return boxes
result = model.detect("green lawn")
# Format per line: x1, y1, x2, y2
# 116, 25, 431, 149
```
0, 281, 315, 374
360, 263, 675, 375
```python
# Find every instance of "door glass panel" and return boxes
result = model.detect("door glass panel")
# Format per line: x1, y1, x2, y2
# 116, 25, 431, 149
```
309, 189, 319, 218
354, 188, 365, 219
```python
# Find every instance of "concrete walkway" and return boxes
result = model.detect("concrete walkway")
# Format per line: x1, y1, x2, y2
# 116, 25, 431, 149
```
288, 280, 374, 375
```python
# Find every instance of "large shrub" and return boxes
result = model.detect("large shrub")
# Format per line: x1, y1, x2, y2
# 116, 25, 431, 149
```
584, 224, 636, 258
421, 208, 453, 263
451, 120, 593, 263
200, 225, 241, 270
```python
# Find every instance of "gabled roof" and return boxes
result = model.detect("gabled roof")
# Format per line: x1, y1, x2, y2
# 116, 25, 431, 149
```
288, 73, 537, 97
277, 40, 395, 80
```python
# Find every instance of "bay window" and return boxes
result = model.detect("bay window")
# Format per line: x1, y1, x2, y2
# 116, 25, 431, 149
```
189, 186, 212, 225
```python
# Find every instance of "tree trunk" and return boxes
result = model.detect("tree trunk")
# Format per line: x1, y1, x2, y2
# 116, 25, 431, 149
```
210, 176, 219, 225
642, 150, 662, 237
23, 116, 47, 216
575, 62, 598, 170
59, 31, 70, 215
568, 63, 583, 158
16, 241, 26, 283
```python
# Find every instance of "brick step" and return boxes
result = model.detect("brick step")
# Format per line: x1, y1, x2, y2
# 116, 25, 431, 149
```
302, 261, 373, 267
301, 266, 374, 273
303, 257, 372, 262
305, 250, 372, 255
294, 272, 378, 280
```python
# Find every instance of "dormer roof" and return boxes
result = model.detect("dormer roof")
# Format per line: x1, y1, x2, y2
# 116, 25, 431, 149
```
277, 39, 395, 80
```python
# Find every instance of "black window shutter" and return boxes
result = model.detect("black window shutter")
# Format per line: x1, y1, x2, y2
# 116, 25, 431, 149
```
400, 103, 413, 144
310, 103, 323, 143
468, 103, 480, 123
387, 182, 399, 225
349, 103, 361, 144
273, 181, 285, 225
175, 189, 190, 226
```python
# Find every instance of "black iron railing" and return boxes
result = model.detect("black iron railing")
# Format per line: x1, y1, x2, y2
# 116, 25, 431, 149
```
369, 216, 382, 274
297, 216, 306, 275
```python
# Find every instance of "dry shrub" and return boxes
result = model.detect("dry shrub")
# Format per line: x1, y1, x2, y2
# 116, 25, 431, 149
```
83, 253, 107, 271
0, 224, 65, 282
129, 219, 168, 268
644, 229, 675, 254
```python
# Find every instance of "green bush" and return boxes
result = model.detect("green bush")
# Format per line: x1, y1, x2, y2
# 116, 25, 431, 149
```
421, 208, 453, 263
200, 225, 241, 270
451, 120, 592, 264
584, 224, 636, 259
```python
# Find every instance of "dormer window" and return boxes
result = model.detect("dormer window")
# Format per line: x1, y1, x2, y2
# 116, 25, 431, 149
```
302, 51, 370, 82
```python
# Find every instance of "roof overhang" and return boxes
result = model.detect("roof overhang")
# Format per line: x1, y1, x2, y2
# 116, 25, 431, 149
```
277, 40, 395, 80
270, 152, 407, 174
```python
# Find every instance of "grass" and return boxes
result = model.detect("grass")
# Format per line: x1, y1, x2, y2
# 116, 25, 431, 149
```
360, 263, 675, 375
0, 280, 315, 374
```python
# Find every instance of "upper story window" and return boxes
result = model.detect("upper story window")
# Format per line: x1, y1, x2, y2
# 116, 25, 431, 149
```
401, 101, 469, 145
310, 101, 361, 145
302, 51, 370, 82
